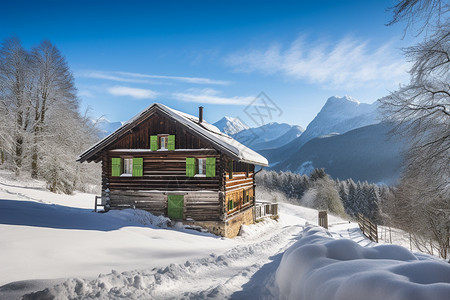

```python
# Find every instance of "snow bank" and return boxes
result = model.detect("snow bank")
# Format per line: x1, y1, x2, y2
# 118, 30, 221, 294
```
107, 209, 171, 228
272, 225, 450, 300
239, 218, 279, 238
21, 219, 293, 300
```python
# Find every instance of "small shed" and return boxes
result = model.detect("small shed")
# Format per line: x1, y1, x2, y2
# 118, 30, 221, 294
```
77, 103, 268, 237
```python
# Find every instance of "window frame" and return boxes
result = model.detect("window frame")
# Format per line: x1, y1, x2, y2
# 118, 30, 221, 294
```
121, 157, 133, 176
197, 157, 207, 175
158, 134, 169, 150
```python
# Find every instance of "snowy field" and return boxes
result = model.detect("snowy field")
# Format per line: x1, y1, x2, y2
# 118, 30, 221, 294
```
0, 172, 449, 299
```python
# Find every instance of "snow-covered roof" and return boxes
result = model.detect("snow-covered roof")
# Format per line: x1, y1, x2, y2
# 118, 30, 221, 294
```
78, 103, 268, 166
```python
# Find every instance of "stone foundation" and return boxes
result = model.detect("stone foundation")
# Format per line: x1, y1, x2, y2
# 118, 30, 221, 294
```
183, 220, 226, 237
225, 207, 255, 238
184, 207, 255, 238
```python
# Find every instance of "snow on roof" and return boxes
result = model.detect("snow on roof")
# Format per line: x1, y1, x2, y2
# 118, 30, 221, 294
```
78, 103, 268, 166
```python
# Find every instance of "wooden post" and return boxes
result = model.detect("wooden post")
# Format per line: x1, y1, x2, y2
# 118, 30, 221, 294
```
318, 210, 328, 229
94, 196, 97, 212
389, 226, 392, 244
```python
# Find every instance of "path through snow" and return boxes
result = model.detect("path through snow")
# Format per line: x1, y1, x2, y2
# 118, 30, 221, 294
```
0, 174, 375, 299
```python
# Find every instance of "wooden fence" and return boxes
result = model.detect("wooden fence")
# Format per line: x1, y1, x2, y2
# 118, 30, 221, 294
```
357, 213, 378, 242
255, 202, 278, 220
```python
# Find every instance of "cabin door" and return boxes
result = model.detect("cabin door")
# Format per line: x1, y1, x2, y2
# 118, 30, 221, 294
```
167, 195, 184, 219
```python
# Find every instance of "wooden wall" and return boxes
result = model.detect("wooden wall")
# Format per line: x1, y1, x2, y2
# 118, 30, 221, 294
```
224, 166, 256, 217
106, 150, 221, 191
102, 150, 223, 221
108, 190, 221, 221
108, 112, 212, 150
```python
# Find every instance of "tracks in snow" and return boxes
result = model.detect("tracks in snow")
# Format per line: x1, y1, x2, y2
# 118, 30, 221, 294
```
23, 222, 304, 300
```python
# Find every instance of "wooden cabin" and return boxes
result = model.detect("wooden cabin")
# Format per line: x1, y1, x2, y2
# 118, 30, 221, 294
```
77, 103, 268, 237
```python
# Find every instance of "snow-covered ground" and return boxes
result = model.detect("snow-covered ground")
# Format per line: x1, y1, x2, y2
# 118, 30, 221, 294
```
1, 173, 449, 299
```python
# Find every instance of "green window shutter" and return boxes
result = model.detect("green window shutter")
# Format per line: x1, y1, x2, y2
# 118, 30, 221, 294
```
186, 157, 195, 177
150, 135, 158, 151
206, 157, 216, 177
111, 158, 121, 177
168, 195, 184, 219
167, 135, 175, 151
132, 158, 143, 177
228, 198, 234, 211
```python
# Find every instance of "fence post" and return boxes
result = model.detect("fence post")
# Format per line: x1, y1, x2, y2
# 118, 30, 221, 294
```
94, 196, 98, 212
318, 210, 328, 229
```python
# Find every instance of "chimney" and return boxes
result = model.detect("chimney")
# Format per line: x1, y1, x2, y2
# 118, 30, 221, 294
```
198, 106, 204, 123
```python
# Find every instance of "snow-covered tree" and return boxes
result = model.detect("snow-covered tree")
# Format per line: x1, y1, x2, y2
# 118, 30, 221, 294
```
0, 37, 100, 193
29, 40, 78, 178
0, 37, 33, 175
380, 0, 450, 259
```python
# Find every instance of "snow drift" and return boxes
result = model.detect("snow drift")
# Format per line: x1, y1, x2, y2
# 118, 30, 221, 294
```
272, 225, 450, 300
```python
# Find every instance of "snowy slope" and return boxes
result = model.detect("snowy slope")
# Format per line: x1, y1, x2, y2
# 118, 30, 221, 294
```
213, 116, 249, 135
271, 225, 450, 300
230, 123, 303, 151
1, 175, 449, 299
251, 125, 304, 151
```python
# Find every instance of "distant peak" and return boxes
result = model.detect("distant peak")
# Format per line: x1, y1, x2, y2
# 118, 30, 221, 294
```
326, 95, 360, 105
213, 116, 249, 135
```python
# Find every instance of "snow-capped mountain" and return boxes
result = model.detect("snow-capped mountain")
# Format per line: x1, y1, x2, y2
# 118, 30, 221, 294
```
213, 116, 249, 135
261, 96, 381, 165
251, 125, 304, 150
213, 119, 304, 152
91, 117, 123, 138
255, 95, 407, 183
231, 122, 303, 150
299, 95, 380, 146
270, 123, 407, 184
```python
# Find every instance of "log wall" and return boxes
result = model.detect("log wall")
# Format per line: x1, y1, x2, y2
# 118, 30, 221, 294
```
108, 112, 212, 150
103, 150, 222, 221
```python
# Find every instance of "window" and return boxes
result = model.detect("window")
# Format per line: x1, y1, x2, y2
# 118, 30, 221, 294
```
111, 158, 143, 177
243, 189, 249, 204
150, 135, 175, 151
198, 158, 206, 175
186, 157, 216, 177
123, 158, 133, 176
160, 135, 168, 150
228, 197, 234, 211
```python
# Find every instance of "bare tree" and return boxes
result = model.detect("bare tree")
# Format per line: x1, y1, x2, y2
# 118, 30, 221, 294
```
387, 0, 448, 36
381, 0, 449, 258
0, 36, 100, 194
29, 40, 78, 178
0, 37, 33, 175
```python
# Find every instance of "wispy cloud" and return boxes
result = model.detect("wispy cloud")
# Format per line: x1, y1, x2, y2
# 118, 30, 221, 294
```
77, 89, 94, 98
107, 86, 158, 99
226, 36, 410, 89
77, 70, 231, 85
172, 88, 253, 105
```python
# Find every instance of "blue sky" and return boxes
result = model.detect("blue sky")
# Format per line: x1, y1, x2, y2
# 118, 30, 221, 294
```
1, 0, 416, 128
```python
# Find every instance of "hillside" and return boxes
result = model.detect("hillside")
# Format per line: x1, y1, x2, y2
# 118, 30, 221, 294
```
1, 175, 448, 299
271, 123, 407, 184
231, 122, 303, 151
